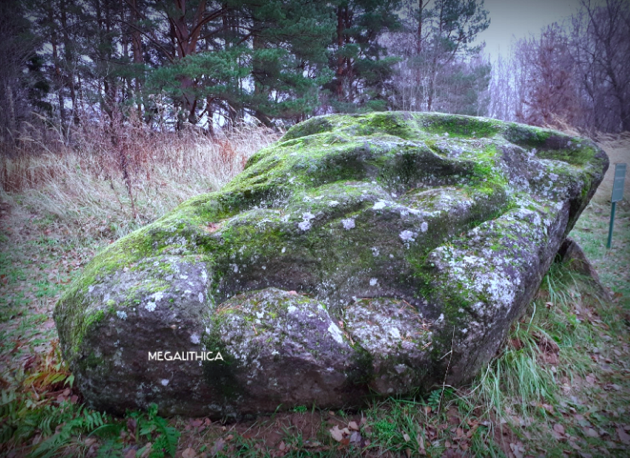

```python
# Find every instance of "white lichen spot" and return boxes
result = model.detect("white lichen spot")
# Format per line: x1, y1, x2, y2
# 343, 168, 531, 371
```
190, 333, 200, 344
281, 247, 286, 253
161, 379, 170, 386
198, 292, 204, 303
151, 291, 164, 302
399, 230, 415, 242
287, 305, 297, 314
116, 310, 127, 320
233, 264, 239, 273
298, 211, 315, 231
369, 278, 378, 286
373, 200, 386, 210
389, 327, 401, 339
420, 221, 428, 232
328, 200, 340, 207
328, 322, 344, 344
262, 265, 266, 270
342, 218, 355, 230
88, 286, 94, 293
371, 247, 380, 257
145, 302, 156, 312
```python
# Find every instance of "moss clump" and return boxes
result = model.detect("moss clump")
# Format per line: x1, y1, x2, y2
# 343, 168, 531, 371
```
537, 145, 598, 167
281, 116, 335, 141
503, 123, 555, 147
418, 113, 502, 138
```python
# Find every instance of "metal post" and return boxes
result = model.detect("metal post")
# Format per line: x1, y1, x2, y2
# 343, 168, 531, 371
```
607, 201, 616, 249
607, 162, 627, 250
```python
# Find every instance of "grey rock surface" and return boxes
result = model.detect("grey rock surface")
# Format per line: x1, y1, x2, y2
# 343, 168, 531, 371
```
54, 112, 608, 417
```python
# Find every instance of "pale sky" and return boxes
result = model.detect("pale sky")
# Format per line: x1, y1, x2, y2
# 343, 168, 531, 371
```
477, 0, 583, 58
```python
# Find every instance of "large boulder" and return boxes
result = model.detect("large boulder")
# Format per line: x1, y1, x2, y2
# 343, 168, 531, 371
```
54, 112, 608, 418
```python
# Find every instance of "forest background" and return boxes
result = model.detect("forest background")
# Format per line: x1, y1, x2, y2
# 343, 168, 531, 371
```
1, 0, 629, 146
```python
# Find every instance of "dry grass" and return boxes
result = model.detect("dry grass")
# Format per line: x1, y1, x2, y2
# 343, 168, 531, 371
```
0, 121, 281, 240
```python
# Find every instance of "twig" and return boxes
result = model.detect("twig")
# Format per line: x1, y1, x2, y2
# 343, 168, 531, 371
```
438, 327, 456, 413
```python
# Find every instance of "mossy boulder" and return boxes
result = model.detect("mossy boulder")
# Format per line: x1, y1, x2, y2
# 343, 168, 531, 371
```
54, 112, 608, 418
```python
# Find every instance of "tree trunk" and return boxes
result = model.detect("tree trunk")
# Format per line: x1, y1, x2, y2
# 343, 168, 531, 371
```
336, 6, 345, 100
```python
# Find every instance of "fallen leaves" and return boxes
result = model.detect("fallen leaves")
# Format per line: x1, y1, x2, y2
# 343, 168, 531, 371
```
210, 438, 225, 456
181, 447, 197, 458
204, 222, 221, 233
552, 423, 566, 440
186, 417, 210, 433
616, 427, 630, 444
329, 425, 347, 443
329, 419, 365, 449
583, 427, 599, 438
509, 441, 525, 458
535, 332, 560, 365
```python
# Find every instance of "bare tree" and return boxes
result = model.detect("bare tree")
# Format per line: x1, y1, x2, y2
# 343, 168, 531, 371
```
570, 0, 630, 132
514, 24, 582, 128
487, 52, 521, 122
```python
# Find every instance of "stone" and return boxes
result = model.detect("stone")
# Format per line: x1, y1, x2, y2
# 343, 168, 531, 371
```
557, 237, 612, 301
54, 112, 608, 418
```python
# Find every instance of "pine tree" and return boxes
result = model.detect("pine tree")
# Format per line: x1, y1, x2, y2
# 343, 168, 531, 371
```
324, 0, 403, 113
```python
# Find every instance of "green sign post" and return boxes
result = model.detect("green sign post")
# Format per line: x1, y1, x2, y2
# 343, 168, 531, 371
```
607, 162, 626, 249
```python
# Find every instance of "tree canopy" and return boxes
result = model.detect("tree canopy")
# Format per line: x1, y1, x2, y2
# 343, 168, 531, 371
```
6, 0, 626, 137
